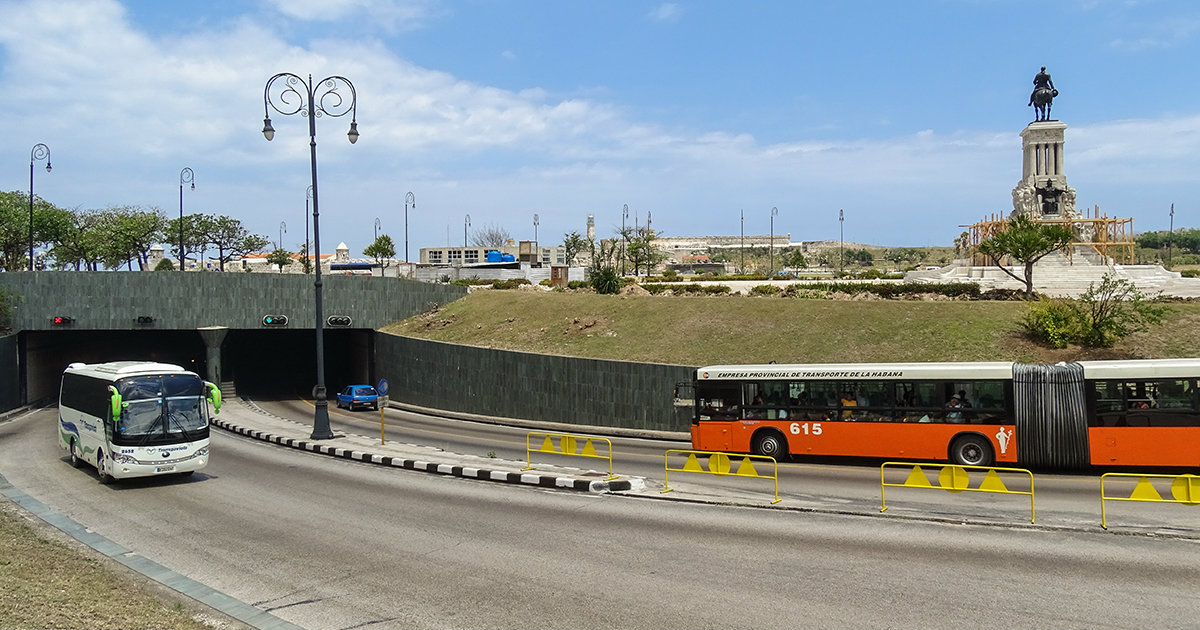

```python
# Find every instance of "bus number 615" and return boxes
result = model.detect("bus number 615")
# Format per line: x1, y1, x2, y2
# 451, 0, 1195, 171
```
790, 422, 822, 436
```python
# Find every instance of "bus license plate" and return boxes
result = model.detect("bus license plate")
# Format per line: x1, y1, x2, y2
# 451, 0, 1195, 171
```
156, 465, 175, 473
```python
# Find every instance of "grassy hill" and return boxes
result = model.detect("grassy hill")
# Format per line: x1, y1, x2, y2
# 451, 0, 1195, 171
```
383, 289, 1200, 365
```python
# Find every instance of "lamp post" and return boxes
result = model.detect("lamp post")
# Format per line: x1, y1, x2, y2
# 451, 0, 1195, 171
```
1166, 204, 1176, 265
621, 204, 628, 276
839, 208, 844, 273
178, 167, 194, 270
305, 185, 313, 273
740, 209, 745, 274
29, 143, 51, 271
463, 213, 471, 253
533, 213, 539, 265
404, 191, 414, 263
770, 206, 778, 276
262, 72, 359, 440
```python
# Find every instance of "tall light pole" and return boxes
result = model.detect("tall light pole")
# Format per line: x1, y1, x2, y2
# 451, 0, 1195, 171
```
178, 167, 194, 270
404, 191, 415, 263
262, 72, 359, 440
740, 209, 745, 274
770, 206, 778, 276
463, 213, 471, 254
533, 213, 539, 265
29, 144, 51, 271
621, 204, 628, 276
1168, 203, 1175, 266
305, 185, 313, 273
839, 208, 845, 273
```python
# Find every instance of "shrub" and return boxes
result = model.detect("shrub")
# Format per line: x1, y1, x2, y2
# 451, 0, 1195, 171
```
749, 285, 782, 296
662, 269, 678, 279
567, 280, 590, 289
591, 268, 621, 294
1021, 298, 1079, 348
1071, 274, 1167, 347
154, 258, 176, 271
490, 278, 531, 290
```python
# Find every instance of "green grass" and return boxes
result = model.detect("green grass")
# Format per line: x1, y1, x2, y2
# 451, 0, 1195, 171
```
0, 507, 215, 630
383, 290, 1200, 364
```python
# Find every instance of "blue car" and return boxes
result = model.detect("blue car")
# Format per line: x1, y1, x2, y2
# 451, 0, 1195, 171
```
336, 385, 379, 411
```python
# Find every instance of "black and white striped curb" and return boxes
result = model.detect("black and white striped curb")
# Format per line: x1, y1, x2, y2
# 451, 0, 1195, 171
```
211, 417, 632, 493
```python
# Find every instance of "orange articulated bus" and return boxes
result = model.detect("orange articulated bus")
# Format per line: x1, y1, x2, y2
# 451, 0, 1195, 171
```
688, 359, 1200, 469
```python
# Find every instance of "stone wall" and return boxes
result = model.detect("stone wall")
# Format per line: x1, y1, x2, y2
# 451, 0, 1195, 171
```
0, 272, 466, 331
376, 334, 695, 432
0, 334, 18, 411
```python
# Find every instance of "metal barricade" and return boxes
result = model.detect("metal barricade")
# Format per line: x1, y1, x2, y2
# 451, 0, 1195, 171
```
1100, 473, 1200, 530
662, 450, 781, 504
521, 432, 617, 481
880, 462, 1036, 523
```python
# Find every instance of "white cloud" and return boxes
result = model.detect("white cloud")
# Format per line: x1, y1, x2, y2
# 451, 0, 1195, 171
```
647, 3, 682, 23
260, 0, 436, 31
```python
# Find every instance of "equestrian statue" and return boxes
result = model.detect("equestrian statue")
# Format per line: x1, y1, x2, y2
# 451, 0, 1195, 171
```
1028, 66, 1057, 122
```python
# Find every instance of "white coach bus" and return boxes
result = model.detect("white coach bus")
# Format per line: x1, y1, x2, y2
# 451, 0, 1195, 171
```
58, 361, 221, 482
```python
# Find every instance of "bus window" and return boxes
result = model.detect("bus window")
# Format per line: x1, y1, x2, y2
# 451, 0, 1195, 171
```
696, 381, 741, 420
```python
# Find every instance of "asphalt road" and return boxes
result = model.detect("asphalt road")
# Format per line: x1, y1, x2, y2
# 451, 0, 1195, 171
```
4, 407, 1199, 629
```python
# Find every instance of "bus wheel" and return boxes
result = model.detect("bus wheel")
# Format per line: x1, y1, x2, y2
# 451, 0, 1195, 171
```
951, 435, 993, 467
68, 440, 81, 468
754, 431, 789, 461
96, 450, 112, 484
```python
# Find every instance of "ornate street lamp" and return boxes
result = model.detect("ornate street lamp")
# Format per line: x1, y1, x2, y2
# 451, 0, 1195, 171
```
262, 72, 359, 440
404, 191, 415, 263
178, 168, 194, 270
839, 208, 845, 273
29, 143, 51, 271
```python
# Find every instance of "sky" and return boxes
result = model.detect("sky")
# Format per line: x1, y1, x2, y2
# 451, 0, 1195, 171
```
1, 0, 1198, 261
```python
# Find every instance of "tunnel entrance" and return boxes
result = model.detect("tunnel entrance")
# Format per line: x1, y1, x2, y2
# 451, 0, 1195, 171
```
21, 328, 374, 404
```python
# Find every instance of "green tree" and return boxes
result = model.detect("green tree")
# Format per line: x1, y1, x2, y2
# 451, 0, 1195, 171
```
621, 225, 668, 276
154, 257, 176, 271
95, 206, 167, 270
782, 248, 807, 269
976, 214, 1075, 299
297, 242, 313, 274
364, 234, 396, 271
265, 248, 293, 273
562, 231, 588, 266
0, 190, 68, 271
47, 209, 108, 271
208, 215, 270, 272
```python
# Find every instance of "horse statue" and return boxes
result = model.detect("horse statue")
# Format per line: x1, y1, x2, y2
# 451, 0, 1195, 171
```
1029, 66, 1057, 122
1032, 86, 1057, 121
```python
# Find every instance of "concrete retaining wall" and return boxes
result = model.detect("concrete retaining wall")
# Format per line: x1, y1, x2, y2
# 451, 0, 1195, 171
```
376, 334, 695, 432
0, 335, 18, 411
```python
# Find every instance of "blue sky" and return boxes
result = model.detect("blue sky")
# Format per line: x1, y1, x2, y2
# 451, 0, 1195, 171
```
1, 0, 1197, 260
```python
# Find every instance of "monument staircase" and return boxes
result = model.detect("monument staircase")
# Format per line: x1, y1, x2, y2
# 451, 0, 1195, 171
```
909, 245, 1180, 295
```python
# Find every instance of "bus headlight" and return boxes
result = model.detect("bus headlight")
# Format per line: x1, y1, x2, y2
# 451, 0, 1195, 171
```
194, 447, 208, 458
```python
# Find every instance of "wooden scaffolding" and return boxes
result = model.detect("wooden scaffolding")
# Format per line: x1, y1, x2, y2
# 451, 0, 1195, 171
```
961, 206, 1136, 266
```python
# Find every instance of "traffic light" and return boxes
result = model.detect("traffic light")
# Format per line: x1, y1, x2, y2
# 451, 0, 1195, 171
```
326, 315, 352, 328
135, 315, 155, 325
262, 314, 289, 327
52, 315, 73, 326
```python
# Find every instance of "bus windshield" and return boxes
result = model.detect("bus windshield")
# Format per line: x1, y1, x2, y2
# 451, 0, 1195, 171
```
115, 374, 209, 445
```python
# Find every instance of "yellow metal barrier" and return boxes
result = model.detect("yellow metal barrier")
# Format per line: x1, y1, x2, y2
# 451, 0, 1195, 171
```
880, 462, 1036, 523
661, 450, 781, 504
1100, 473, 1200, 530
521, 432, 617, 481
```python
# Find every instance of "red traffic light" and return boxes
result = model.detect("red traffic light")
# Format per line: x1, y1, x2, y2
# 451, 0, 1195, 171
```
52, 316, 73, 326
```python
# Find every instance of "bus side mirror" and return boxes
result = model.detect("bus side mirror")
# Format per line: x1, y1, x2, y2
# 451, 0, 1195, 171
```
107, 386, 122, 422
206, 382, 221, 415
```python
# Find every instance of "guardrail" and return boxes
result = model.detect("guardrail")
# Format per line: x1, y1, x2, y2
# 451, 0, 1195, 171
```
662, 450, 781, 504
521, 432, 617, 481
880, 462, 1036, 523
1100, 473, 1200, 530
